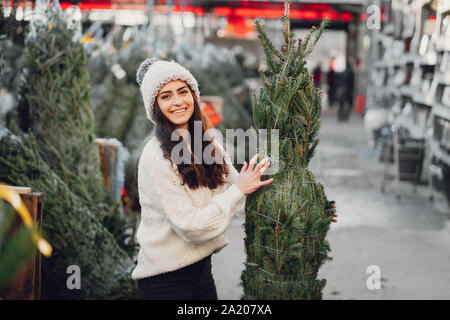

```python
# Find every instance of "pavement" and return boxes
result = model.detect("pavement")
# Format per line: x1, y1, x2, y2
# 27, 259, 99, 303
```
212, 106, 450, 300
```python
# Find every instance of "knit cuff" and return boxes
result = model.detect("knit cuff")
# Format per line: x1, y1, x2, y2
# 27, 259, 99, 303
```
228, 184, 245, 207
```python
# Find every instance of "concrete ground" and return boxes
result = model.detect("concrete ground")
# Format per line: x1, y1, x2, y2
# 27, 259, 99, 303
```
212, 106, 450, 300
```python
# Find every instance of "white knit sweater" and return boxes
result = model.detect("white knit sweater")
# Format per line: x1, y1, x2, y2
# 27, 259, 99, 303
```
131, 135, 246, 280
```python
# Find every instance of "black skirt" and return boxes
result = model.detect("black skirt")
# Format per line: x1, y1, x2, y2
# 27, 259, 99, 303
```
137, 254, 218, 300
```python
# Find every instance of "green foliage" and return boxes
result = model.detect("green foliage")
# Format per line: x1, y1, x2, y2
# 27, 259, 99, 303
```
87, 34, 148, 143
0, 132, 138, 299
17, 14, 107, 207
0, 1, 18, 43
241, 0, 335, 300
0, 201, 36, 291
0, 0, 18, 80
0, 7, 138, 298
93, 80, 139, 142
0, 1, 36, 292
17, 6, 137, 252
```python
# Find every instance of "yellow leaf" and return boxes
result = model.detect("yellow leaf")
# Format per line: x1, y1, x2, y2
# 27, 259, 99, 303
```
0, 183, 52, 257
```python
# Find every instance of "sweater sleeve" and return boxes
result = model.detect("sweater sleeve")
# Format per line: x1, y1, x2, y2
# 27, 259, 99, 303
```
214, 139, 247, 218
140, 145, 245, 245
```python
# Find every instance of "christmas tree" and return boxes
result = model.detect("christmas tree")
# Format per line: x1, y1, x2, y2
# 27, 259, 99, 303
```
16, 2, 137, 256
0, 2, 137, 298
17, 3, 107, 209
0, 132, 137, 299
241, 0, 336, 300
0, 0, 18, 64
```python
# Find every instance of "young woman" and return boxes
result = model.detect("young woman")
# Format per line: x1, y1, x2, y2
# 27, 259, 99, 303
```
131, 58, 274, 300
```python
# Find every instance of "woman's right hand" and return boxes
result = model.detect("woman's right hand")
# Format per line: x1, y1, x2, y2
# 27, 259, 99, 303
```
235, 154, 274, 196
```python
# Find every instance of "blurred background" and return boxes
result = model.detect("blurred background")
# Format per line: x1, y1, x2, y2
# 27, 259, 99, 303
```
1, 0, 450, 300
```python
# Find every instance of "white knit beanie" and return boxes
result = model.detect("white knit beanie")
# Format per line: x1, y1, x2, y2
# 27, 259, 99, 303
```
136, 58, 200, 123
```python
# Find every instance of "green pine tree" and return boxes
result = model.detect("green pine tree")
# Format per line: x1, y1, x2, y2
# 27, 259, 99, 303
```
0, 4, 138, 298
16, 4, 137, 254
18, 4, 107, 210
0, 131, 138, 299
17, 8, 107, 207
0, 1, 18, 63
0, 3, 36, 294
0, 200, 36, 292
241, 0, 336, 300
0, 1, 17, 39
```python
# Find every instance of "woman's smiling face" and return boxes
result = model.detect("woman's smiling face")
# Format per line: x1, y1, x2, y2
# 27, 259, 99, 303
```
156, 80, 194, 130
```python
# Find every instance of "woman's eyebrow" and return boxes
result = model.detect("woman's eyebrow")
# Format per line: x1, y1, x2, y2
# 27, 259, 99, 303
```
158, 90, 171, 96
158, 86, 188, 96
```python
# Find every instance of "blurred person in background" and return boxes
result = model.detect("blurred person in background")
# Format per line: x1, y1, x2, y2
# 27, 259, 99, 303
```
336, 62, 355, 122
326, 57, 337, 108
312, 63, 323, 89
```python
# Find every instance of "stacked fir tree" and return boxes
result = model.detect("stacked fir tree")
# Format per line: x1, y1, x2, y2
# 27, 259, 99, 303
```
0, 2, 137, 298
0, 0, 37, 293
241, 0, 336, 300
0, 1, 17, 65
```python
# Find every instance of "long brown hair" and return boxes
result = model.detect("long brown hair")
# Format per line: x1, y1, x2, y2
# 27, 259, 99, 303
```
153, 86, 229, 190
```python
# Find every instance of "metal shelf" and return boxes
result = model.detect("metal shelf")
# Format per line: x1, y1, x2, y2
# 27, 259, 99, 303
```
412, 93, 434, 107
430, 140, 450, 167
374, 54, 416, 69
395, 117, 426, 140
400, 86, 415, 97
435, 72, 450, 86
435, 36, 450, 52
381, 85, 400, 96
373, 0, 450, 199
432, 103, 450, 121
437, 0, 450, 15
415, 56, 437, 66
